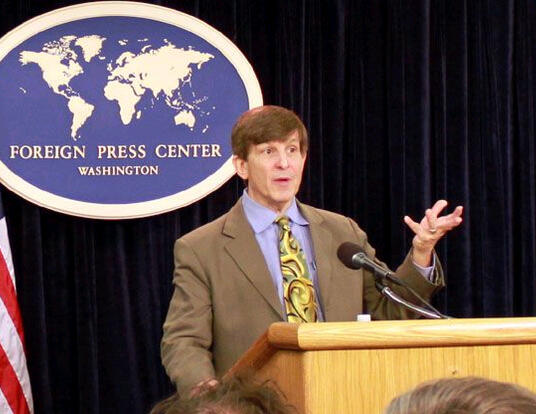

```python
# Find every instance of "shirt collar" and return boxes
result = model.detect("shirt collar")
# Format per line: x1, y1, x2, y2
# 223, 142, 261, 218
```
241, 189, 309, 233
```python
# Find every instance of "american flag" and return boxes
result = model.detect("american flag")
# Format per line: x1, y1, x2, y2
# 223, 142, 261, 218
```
0, 192, 33, 414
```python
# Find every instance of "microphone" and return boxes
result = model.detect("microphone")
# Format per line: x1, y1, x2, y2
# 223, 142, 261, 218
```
336, 242, 394, 281
336, 241, 449, 319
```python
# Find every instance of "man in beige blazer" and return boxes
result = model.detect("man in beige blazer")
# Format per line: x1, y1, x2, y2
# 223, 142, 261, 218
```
161, 106, 463, 395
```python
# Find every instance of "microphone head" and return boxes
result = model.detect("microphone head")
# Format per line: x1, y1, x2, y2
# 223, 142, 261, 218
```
337, 242, 365, 269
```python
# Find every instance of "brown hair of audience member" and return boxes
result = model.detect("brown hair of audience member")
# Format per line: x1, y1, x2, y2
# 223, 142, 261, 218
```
384, 376, 536, 414
231, 105, 308, 160
150, 375, 297, 414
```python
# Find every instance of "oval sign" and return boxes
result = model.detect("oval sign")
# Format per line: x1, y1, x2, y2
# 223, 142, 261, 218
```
0, 1, 262, 219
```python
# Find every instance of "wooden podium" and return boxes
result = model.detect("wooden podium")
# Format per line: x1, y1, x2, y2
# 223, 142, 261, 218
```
226, 318, 536, 413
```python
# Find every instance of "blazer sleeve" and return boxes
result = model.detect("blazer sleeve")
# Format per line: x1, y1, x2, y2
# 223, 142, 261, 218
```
161, 237, 215, 394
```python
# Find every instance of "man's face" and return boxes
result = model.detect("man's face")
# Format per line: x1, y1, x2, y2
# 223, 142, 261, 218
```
233, 131, 306, 213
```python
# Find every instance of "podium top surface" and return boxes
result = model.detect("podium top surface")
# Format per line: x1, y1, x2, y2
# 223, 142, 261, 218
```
267, 317, 536, 350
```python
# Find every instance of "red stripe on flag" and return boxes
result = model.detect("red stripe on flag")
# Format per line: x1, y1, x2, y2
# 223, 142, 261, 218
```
0, 344, 31, 414
0, 255, 25, 344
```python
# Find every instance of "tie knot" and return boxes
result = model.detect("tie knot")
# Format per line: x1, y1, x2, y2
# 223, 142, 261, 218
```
275, 215, 290, 230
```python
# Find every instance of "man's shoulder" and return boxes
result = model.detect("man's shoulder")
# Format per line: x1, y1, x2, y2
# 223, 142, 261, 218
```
299, 202, 354, 225
298, 202, 368, 241
182, 214, 227, 241
177, 200, 244, 246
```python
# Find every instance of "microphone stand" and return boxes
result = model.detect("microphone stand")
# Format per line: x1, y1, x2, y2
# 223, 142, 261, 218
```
374, 279, 448, 320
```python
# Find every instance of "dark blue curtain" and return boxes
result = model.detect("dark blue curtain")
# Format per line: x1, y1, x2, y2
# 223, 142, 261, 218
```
1, 0, 535, 412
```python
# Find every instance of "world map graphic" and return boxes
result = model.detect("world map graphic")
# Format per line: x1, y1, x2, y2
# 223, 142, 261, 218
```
19, 34, 214, 140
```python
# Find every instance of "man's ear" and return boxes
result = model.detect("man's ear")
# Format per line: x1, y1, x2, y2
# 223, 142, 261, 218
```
233, 155, 248, 180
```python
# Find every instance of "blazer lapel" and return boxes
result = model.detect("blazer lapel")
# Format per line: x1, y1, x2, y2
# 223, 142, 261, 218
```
223, 200, 284, 319
299, 203, 334, 315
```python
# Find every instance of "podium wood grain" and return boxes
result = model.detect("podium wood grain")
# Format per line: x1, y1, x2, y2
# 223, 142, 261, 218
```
227, 318, 536, 414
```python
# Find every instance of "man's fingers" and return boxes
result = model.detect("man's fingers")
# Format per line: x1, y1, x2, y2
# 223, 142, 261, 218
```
408, 203, 463, 235
425, 208, 437, 230
436, 206, 463, 229
453, 205, 463, 217
189, 378, 219, 397
430, 199, 448, 216
404, 215, 421, 234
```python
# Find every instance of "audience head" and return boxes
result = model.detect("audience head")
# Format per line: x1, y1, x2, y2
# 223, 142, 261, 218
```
150, 375, 297, 414
384, 376, 536, 414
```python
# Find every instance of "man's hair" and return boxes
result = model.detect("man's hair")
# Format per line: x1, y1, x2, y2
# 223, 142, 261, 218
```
384, 376, 536, 414
231, 105, 308, 160
150, 376, 297, 414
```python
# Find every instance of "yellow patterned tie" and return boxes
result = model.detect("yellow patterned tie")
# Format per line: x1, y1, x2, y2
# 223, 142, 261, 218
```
276, 216, 317, 323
